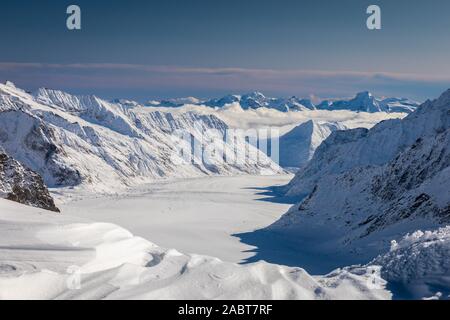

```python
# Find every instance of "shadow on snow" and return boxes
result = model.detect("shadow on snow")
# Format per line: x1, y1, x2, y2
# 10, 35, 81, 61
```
235, 183, 345, 274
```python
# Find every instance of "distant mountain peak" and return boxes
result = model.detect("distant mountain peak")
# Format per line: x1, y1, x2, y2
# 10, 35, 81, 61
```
436, 88, 450, 105
242, 91, 266, 99
355, 91, 372, 97
4, 81, 16, 88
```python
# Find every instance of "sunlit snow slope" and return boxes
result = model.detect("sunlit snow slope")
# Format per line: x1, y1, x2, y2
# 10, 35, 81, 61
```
270, 89, 450, 265
0, 82, 282, 193
0, 199, 390, 300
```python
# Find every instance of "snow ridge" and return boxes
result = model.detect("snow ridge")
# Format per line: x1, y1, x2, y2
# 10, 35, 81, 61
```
0, 199, 390, 300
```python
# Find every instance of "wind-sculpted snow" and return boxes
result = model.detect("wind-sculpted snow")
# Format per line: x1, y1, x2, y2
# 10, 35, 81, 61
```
0, 83, 283, 192
0, 199, 390, 300
371, 226, 450, 299
271, 89, 450, 265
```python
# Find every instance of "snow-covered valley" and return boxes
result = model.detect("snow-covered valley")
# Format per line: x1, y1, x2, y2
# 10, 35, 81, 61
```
57, 175, 294, 264
0, 195, 392, 300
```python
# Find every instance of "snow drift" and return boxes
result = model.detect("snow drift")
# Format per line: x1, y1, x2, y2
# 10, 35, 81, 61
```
371, 226, 450, 300
0, 198, 390, 300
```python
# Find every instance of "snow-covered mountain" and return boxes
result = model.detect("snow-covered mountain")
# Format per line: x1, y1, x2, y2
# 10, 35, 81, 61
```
0, 82, 283, 192
316, 91, 419, 113
0, 150, 59, 212
269, 89, 450, 263
278, 120, 347, 169
147, 91, 418, 113
145, 96, 203, 108
204, 92, 316, 112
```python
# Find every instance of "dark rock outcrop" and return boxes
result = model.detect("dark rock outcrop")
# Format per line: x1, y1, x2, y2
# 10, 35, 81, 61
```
0, 152, 59, 212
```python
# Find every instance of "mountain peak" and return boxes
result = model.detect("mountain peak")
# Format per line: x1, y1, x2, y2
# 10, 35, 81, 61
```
436, 88, 450, 106
242, 91, 266, 100
354, 91, 374, 100
357, 91, 371, 96
4, 81, 16, 88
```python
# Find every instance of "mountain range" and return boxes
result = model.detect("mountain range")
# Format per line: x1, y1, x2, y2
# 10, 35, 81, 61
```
266, 89, 450, 265
0, 81, 283, 193
1, 80, 449, 300
147, 91, 419, 113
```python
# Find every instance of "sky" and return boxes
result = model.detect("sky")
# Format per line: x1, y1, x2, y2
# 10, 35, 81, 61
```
0, 0, 449, 102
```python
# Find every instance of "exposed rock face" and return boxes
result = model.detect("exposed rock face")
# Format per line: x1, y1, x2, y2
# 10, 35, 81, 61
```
0, 152, 59, 212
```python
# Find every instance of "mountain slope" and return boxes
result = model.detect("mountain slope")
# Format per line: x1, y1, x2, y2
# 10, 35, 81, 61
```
0, 83, 283, 192
278, 120, 347, 169
165, 91, 417, 113
371, 226, 450, 299
0, 151, 59, 212
270, 89, 450, 264
204, 92, 316, 111
316, 92, 419, 113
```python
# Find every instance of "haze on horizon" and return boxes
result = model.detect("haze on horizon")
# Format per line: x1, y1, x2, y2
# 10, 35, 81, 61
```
0, 0, 449, 102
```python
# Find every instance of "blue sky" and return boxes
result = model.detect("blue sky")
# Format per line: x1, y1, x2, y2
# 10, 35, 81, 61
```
0, 0, 449, 101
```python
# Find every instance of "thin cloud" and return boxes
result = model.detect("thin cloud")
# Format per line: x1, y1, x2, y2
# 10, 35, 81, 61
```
1, 62, 450, 82
0, 62, 448, 100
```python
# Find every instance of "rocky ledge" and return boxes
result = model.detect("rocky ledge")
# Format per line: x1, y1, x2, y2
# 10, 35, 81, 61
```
0, 152, 59, 212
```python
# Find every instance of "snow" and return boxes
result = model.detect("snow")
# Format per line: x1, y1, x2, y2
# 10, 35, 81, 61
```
263, 89, 450, 274
0, 198, 391, 300
278, 120, 347, 168
2, 81, 447, 300
143, 102, 406, 137
286, 89, 450, 198
371, 226, 450, 299
57, 175, 294, 263
0, 83, 406, 194
200, 91, 418, 113
0, 83, 284, 192
316, 91, 419, 113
